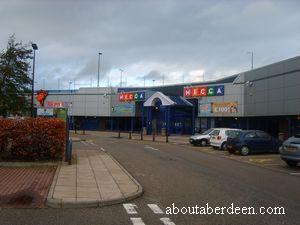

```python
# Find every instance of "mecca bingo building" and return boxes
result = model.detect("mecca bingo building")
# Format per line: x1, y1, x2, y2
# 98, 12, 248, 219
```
38, 56, 300, 138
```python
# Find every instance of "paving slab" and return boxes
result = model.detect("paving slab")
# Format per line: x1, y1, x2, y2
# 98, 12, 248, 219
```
46, 148, 143, 208
0, 167, 56, 208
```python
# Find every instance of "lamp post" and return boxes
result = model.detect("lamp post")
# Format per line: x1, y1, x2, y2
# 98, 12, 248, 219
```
152, 79, 155, 86
97, 52, 102, 87
247, 51, 254, 70
31, 43, 38, 117
119, 69, 123, 87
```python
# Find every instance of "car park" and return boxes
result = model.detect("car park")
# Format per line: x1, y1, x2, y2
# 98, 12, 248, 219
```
209, 128, 241, 150
280, 134, 300, 167
227, 130, 282, 156
189, 128, 215, 146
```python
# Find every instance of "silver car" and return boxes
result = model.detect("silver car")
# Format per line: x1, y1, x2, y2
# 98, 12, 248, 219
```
280, 134, 300, 167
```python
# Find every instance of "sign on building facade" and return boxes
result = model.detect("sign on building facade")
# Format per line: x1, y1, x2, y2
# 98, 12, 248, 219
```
119, 92, 145, 102
184, 85, 224, 98
111, 103, 135, 116
212, 102, 238, 114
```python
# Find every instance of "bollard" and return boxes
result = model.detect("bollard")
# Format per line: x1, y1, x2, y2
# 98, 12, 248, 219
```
68, 140, 73, 165
140, 130, 143, 140
118, 130, 121, 138
129, 132, 132, 139
152, 131, 155, 142
166, 131, 169, 143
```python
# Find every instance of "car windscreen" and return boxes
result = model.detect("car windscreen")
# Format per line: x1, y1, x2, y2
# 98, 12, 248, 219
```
210, 129, 220, 136
286, 136, 300, 144
202, 128, 214, 135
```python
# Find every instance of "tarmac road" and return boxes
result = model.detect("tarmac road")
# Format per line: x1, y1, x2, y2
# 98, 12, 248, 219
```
0, 134, 300, 225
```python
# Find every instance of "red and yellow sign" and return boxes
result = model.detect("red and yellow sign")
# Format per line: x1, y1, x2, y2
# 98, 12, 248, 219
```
36, 89, 48, 107
212, 102, 238, 114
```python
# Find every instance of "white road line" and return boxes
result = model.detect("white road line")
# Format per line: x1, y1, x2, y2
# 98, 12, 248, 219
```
80, 141, 88, 146
123, 203, 138, 214
130, 218, 146, 225
100, 147, 106, 152
147, 204, 164, 214
90, 142, 98, 146
290, 172, 300, 175
160, 217, 176, 225
145, 145, 160, 151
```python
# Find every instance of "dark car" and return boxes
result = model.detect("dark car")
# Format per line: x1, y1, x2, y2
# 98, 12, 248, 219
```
227, 130, 282, 156
280, 134, 300, 167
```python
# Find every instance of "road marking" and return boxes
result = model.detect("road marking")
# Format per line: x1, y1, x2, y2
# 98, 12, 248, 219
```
145, 145, 160, 151
130, 218, 146, 225
160, 217, 176, 225
80, 141, 88, 146
290, 172, 300, 176
249, 158, 273, 163
100, 147, 106, 152
123, 203, 138, 214
147, 204, 164, 214
90, 142, 98, 146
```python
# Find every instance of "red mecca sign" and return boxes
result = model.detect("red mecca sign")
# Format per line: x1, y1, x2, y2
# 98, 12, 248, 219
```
184, 85, 224, 98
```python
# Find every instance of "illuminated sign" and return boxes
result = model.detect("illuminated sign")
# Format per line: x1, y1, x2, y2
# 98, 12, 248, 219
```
46, 101, 70, 108
212, 102, 238, 114
184, 85, 224, 98
119, 92, 145, 102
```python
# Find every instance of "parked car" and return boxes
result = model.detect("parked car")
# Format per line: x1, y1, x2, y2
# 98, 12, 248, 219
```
227, 130, 282, 156
280, 134, 300, 167
210, 128, 241, 150
189, 128, 215, 146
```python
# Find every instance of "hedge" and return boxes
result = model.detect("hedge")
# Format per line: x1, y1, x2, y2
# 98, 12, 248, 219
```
0, 118, 66, 160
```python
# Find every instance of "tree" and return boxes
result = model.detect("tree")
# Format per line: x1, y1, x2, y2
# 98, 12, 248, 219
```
0, 35, 33, 117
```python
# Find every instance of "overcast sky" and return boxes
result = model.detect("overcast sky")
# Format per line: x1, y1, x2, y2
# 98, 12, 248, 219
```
1, 0, 299, 90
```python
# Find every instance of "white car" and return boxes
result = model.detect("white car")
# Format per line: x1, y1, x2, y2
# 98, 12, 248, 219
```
210, 128, 241, 150
189, 128, 215, 146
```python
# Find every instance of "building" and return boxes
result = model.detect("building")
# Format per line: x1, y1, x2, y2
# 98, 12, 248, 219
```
35, 55, 300, 138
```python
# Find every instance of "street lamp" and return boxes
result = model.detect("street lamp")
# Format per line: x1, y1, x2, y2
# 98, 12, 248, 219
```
97, 52, 102, 87
119, 69, 123, 87
31, 43, 38, 117
247, 51, 254, 70
152, 79, 155, 86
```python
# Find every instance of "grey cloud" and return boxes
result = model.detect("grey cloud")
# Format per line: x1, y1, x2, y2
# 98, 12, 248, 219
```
1, 0, 299, 89
138, 70, 164, 81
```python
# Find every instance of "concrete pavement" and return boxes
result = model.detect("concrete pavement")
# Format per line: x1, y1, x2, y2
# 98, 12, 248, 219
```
46, 145, 143, 208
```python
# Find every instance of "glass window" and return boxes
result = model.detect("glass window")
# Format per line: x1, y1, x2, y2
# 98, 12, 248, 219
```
202, 128, 214, 135
245, 132, 256, 139
210, 129, 220, 136
226, 130, 241, 138
256, 131, 271, 139
289, 136, 300, 144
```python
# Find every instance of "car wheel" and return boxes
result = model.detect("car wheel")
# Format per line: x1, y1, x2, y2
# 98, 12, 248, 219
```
240, 146, 250, 156
286, 160, 298, 167
200, 139, 207, 147
212, 146, 218, 150
221, 142, 227, 151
